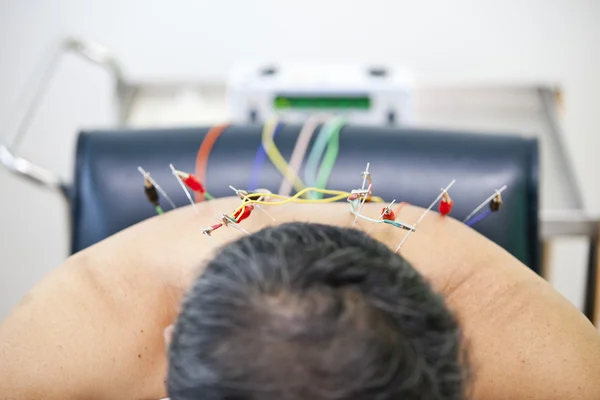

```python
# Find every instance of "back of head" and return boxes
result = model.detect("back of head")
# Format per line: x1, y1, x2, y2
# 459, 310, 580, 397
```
168, 222, 466, 400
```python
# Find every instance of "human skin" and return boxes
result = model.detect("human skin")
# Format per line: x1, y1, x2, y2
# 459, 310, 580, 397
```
0, 198, 599, 400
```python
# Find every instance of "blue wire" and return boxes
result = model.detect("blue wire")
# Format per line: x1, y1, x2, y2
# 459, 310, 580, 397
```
383, 220, 402, 228
465, 209, 492, 227
248, 122, 282, 191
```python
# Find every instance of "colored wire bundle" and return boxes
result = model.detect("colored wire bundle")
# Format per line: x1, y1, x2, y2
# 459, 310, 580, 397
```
278, 114, 329, 196
263, 118, 308, 195
231, 186, 384, 219
139, 121, 512, 246
264, 115, 339, 199
304, 116, 345, 199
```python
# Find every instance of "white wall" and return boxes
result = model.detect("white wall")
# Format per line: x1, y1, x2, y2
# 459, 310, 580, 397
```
0, 0, 599, 319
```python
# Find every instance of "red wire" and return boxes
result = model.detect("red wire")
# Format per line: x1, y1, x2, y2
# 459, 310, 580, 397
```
194, 124, 230, 202
394, 202, 408, 215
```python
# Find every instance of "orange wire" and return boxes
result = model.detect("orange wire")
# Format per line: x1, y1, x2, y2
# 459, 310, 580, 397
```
194, 124, 230, 202
395, 201, 409, 215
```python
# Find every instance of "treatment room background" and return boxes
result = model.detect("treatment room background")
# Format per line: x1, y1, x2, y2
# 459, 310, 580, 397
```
0, 0, 599, 320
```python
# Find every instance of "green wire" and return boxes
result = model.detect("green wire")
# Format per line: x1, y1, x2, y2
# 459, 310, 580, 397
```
303, 126, 326, 190
314, 119, 343, 199
304, 116, 345, 199
204, 191, 215, 200
155, 205, 164, 215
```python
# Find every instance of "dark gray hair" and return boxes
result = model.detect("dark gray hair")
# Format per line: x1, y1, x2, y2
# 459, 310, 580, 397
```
168, 222, 466, 400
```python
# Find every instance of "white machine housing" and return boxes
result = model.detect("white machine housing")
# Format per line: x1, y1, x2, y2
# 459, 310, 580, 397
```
227, 63, 413, 126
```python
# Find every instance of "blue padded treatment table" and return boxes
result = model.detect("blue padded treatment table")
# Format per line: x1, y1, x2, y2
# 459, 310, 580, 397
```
72, 125, 539, 272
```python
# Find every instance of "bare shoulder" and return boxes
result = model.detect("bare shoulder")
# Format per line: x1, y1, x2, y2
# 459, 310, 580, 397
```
0, 256, 171, 399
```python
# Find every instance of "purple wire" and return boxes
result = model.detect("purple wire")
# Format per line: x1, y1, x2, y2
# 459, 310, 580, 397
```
465, 209, 492, 227
248, 122, 282, 191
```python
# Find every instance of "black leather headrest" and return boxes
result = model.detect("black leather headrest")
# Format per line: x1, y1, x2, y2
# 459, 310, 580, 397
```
72, 125, 539, 272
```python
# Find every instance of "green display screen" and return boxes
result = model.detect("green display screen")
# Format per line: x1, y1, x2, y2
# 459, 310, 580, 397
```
274, 95, 371, 110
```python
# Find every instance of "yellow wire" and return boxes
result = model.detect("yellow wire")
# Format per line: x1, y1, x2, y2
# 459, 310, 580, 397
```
264, 191, 384, 203
231, 187, 384, 217
262, 118, 308, 194
253, 188, 384, 204
233, 187, 344, 215
233, 194, 348, 215
265, 190, 349, 199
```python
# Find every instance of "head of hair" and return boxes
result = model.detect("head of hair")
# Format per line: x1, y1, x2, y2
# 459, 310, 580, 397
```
168, 222, 466, 400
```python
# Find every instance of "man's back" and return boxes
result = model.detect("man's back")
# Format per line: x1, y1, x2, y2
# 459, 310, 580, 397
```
0, 199, 599, 399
